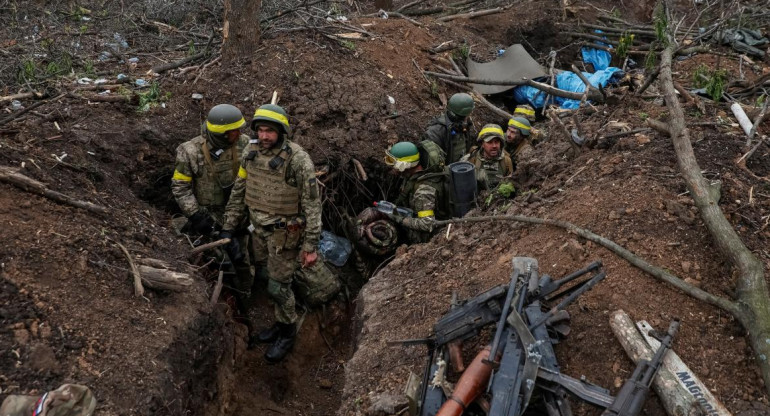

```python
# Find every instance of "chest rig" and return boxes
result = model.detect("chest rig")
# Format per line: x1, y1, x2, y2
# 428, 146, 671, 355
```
243, 139, 301, 216
194, 140, 240, 208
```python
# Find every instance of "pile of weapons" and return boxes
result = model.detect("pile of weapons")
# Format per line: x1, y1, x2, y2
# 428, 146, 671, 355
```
398, 257, 679, 416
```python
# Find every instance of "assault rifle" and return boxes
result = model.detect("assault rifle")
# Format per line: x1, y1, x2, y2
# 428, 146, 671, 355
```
601, 319, 680, 416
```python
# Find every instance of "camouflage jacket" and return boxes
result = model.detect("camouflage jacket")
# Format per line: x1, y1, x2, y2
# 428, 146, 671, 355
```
171, 133, 249, 223
462, 147, 514, 190
503, 139, 534, 170
395, 171, 446, 243
423, 112, 474, 164
224, 139, 321, 253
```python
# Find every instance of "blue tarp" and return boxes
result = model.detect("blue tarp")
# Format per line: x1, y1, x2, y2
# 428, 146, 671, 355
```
581, 46, 612, 71
511, 67, 624, 109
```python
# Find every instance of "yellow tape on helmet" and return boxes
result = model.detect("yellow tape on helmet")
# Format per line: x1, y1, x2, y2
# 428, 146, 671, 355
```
206, 118, 245, 134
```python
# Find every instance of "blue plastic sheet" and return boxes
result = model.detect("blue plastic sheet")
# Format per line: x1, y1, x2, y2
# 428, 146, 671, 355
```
511, 68, 623, 109
581, 29, 612, 71
318, 230, 352, 267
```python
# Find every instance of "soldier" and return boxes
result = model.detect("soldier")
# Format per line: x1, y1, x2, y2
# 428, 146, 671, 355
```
504, 116, 534, 167
386, 140, 448, 243
222, 104, 321, 363
514, 104, 536, 123
424, 92, 475, 164
171, 104, 256, 331
462, 124, 513, 190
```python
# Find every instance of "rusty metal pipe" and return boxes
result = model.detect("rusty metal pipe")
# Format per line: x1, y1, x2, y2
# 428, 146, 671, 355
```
436, 346, 493, 416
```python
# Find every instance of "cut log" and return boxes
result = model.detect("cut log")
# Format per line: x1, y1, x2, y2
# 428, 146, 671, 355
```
190, 238, 231, 256
609, 310, 732, 416
138, 265, 193, 292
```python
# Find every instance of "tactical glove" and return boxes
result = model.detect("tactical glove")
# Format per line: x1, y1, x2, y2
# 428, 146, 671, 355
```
188, 210, 216, 235
219, 230, 244, 263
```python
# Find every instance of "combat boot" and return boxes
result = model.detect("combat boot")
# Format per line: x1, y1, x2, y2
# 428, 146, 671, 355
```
264, 322, 297, 364
250, 322, 281, 348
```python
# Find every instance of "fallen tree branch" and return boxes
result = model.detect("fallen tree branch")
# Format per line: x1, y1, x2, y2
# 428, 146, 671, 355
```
210, 270, 224, 307
436, 6, 503, 22
396, 0, 428, 12
0, 94, 65, 127
635, 66, 661, 96
471, 92, 513, 120
138, 265, 193, 292
547, 110, 581, 155
190, 238, 231, 256
0, 91, 43, 103
0, 166, 109, 215
433, 214, 740, 315
748, 97, 769, 144
352, 158, 368, 181
423, 71, 604, 102
116, 242, 145, 298
380, 10, 424, 26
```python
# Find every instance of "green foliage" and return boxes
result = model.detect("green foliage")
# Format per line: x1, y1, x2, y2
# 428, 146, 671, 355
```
639, 112, 649, 120
187, 40, 196, 56
429, 80, 439, 98
79, 24, 89, 34
17, 59, 36, 83
82, 59, 95, 76
653, 4, 668, 45
339, 40, 356, 50
45, 61, 60, 76
692, 64, 709, 87
485, 182, 516, 206
616, 32, 635, 59
137, 82, 170, 112
758, 94, 767, 107
644, 47, 657, 71
693, 64, 727, 101
452, 43, 470, 61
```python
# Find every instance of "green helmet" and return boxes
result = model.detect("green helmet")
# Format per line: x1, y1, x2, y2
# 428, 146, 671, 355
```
508, 117, 531, 136
478, 123, 505, 142
448, 93, 475, 117
514, 104, 536, 122
206, 104, 246, 134
385, 142, 420, 172
251, 104, 291, 135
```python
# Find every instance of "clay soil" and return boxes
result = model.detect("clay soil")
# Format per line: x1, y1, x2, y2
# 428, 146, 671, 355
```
1, 0, 769, 416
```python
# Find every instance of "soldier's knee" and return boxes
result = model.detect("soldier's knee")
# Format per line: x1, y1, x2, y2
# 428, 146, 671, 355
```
267, 278, 294, 304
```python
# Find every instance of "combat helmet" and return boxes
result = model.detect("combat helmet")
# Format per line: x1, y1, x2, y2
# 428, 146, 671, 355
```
251, 104, 291, 135
477, 124, 505, 142
508, 117, 531, 137
447, 93, 474, 118
514, 104, 536, 122
385, 142, 420, 172
205, 104, 246, 135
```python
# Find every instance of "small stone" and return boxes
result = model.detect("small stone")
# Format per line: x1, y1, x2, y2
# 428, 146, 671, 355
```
609, 210, 621, 220
559, 239, 585, 261
682, 261, 692, 274
636, 134, 651, 145
14, 328, 30, 345
614, 376, 623, 388
367, 393, 408, 416
39, 324, 52, 339
318, 379, 333, 389
191, 93, 204, 100
684, 277, 701, 288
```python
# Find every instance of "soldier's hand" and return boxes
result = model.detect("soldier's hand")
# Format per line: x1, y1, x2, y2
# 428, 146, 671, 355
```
386, 213, 404, 225
301, 250, 318, 268
219, 230, 244, 263
189, 210, 216, 235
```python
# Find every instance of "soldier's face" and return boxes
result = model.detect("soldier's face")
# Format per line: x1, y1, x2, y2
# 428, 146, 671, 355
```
481, 138, 501, 158
225, 130, 240, 144
257, 125, 279, 149
506, 127, 522, 143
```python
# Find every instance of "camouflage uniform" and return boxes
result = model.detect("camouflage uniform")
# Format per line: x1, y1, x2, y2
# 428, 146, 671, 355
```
393, 141, 448, 244
171, 131, 256, 305
424, 112, 475, 164
504, 139, 534, 171
462, 147, 514, 190
224, 138, 321, 325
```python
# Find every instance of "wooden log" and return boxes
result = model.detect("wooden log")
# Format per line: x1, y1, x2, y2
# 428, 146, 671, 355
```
636, 319, 733, 416
135, 257, 171, 269
138, 265, 193, 292
0, 91, 42, 103
0, 166, 109, 215
609, 310, 732, 416
149, 50, 208, 75
210, 270, 224, 307
190, 238, 231, 256
436, 7, 503, 22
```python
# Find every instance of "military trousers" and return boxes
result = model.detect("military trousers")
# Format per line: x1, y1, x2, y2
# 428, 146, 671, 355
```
252, 225, 301, 324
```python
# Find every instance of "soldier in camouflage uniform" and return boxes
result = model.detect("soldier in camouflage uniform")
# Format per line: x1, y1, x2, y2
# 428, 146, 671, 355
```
505, 116, 535, 169
386, 141, 448, 244
222, 104, 321, 363
171, 104, 256, 331
462, 124, 513, 190
424, 93, 476, 164
514, 104, 536, 123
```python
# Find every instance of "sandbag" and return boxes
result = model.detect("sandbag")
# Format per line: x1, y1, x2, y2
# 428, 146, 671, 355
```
0, 384, 96, 416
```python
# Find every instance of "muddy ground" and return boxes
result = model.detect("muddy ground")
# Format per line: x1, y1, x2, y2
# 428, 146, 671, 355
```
1, 0, 770, 415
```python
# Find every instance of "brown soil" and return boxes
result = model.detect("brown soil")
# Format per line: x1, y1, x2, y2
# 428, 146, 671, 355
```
1, 1, 769, 416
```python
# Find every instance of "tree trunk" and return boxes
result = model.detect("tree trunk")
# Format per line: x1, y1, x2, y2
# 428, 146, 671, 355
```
659, 0, 770, 396
222, 0, 262, 61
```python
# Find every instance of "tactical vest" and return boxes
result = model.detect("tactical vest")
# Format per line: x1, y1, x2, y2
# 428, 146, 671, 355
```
243, 140, 302, 216
194, 138, 241, 209
428, 114, 472, 164
468, 148, 513, 190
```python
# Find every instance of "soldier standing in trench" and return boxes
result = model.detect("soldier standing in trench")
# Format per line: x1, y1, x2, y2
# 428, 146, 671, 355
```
424, 92, 476, 164
461, 123, 514, 190
222, 104, 322, 363
171, 103, 257, 336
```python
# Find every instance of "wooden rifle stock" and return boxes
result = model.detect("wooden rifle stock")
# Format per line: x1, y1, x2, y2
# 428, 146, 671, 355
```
436, 347, 494, 416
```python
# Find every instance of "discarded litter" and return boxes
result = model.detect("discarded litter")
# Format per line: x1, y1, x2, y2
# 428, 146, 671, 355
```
117, 73, 128, 81
77, 77, 93, 85
191, 93, 204, 100
97, 51, 111, 61
128, 57, 139, 63
318, 230, 352, 267
10, 100, 23, 111
135, 79, 148, 87
113, 32, 129, 49
94, 78, 108, 84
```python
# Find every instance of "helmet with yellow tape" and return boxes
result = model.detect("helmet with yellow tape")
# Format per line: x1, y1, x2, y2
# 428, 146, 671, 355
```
205, 104, 246, 135
508, 117, 531, 137
384, 142, 420, 172
477, 123, 505, 142
514, 104, 536, 122
251, 104, 291, 136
